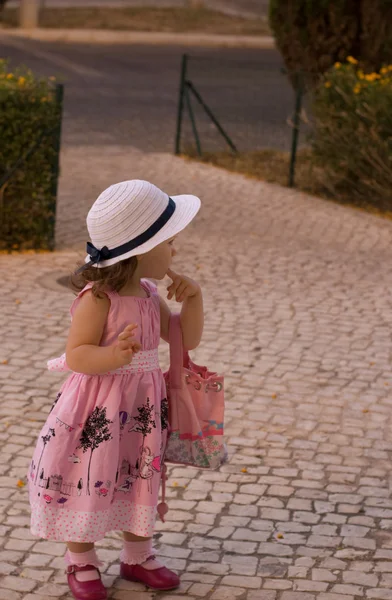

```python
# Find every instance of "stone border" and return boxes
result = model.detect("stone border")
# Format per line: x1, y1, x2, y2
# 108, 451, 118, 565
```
0, 28, 275, 48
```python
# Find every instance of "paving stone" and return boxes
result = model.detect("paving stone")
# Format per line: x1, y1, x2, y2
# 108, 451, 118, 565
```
222, 576, 261, 589
312, 568, 338, 582
264, 579, 292, 590
333, 584, 364, 595
343, 571, 378, 587
294, 580, 328, 592
280, 593, 315, 600
366, 591, 392, 600
247, 593, 277, 600
319, 595, 355, 600
0, 576, 37, 592
211, 586, 246, 599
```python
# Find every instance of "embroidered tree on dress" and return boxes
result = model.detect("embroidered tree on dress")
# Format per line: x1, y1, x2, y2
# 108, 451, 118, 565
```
35, 428, 55, 484
129, 398, 156, 455
77, 407, 113, 496
161, 399, 169, 431
128, 398, 156, 493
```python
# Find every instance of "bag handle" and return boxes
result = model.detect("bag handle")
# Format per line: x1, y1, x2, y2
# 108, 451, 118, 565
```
168, 313, 185, 390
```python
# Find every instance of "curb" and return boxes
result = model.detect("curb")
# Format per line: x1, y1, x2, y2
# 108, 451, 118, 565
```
0, 28, 275, 49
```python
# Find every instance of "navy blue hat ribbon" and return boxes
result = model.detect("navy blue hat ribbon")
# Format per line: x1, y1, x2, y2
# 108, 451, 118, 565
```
76, 197, 176, 274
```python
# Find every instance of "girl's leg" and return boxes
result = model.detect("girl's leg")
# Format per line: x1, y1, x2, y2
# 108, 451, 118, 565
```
66, 541, 102, 582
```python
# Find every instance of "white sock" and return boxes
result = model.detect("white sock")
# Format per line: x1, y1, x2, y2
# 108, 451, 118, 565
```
65, 549, 102, 582
121, 539, 164, 570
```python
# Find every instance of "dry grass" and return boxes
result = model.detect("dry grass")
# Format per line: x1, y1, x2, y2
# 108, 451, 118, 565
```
186, 148, 392, 219
1, 7, 271, 35
187, 148, 320, 192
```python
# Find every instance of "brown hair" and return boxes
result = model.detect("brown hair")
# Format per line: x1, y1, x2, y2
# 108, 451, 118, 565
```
70, 256, 138, 297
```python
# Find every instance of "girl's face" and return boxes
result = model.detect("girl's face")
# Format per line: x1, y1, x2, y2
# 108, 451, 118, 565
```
138, 237, 177, 280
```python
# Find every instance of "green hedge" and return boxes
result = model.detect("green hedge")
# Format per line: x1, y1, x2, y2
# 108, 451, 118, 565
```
0, 59, 62, 251
269, 0, 392, 85
311, 59, 392, 209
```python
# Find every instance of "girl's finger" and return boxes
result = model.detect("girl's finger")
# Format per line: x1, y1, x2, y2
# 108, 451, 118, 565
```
118, 332, 134, 341
175, 282, 188, 302
167, 282, 180, 300
166, 268, 178, 281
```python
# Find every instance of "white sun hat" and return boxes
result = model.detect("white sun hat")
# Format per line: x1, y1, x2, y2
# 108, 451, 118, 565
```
82, 180, 201, 269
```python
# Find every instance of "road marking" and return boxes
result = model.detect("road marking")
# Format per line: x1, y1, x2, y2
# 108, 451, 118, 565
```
2, 36, 103, 78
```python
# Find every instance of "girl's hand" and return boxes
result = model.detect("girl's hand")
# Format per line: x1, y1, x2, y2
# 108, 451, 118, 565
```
112, 324, 141, 367
166, 268, 201, 303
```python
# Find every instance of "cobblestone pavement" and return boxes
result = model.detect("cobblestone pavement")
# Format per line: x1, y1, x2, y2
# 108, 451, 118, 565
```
2, 145, 392, 600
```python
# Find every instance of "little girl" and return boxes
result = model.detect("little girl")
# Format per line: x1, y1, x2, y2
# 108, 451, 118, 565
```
28, 179, 203, 600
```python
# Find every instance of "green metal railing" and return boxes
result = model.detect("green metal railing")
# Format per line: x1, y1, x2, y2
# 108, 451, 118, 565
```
175, 54, 238, 157
174, 54, 308, 189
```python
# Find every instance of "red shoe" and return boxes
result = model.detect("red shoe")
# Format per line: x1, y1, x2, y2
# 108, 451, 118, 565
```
66, 564, 107, 600
120, 556, 180, 591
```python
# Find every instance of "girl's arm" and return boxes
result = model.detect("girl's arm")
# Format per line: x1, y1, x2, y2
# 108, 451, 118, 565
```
66, 291, 140, 375
160, 269, 204, 351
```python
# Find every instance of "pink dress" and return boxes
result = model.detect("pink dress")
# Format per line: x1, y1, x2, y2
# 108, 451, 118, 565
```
28, 280, 168, 543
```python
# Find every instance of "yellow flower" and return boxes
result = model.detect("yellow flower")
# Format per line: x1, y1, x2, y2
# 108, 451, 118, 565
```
364, 73, 380, 82
381, 67, 388, 75
334, 62, 342, 69
325, 81, 332, 88
357, 70, 365, 79
41, 97, 48, 103
49, 76, 56, 81
347, 56, 358, 65
18, 76, 26, 86
6, 73, 13, 80
353, 84, 361, 94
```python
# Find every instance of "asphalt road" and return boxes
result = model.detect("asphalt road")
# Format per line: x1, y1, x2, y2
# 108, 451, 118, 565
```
0, 37, 302, 153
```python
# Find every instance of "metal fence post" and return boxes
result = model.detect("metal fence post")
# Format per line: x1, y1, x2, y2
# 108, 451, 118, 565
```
48, 83, 64, 250
184, 83, 202, 157
288, 73, 303, 188
175, 54, 188, 155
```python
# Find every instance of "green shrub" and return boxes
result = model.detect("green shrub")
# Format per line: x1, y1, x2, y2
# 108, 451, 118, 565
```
269, 0, 392, 84
0, 59, 62, 251
311, 58, 392, 209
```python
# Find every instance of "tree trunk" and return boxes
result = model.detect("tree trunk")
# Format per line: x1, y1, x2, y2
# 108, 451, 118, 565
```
20, 0, 39, 28
36, 445, 46, 484
87, 449, 93, 496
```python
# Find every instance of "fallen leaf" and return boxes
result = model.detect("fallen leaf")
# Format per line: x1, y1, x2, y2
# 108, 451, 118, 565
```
277, 533, 284, 539
241, 468, 248, 473
16, 479, 26, 488
15, 299, 21, 305
0, 360, 8, 365
172, 482, 178, 487
271, 394, 277, 399
362, 408, 369, 413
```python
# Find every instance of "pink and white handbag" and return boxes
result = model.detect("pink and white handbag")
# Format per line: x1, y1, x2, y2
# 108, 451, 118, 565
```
163, 314, 226, 470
